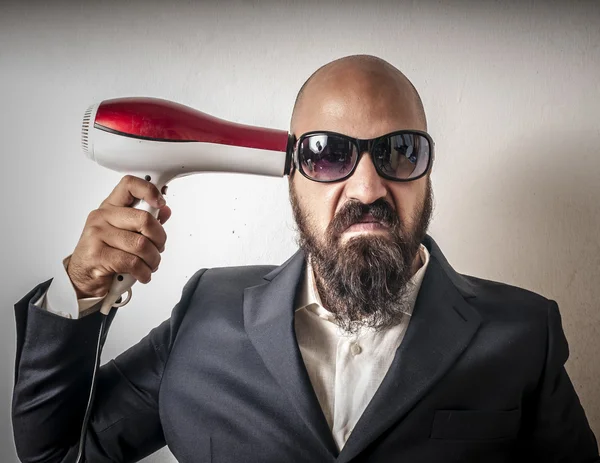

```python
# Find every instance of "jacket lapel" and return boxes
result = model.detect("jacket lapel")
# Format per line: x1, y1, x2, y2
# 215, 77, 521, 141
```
243, 250, 339, 457
336, 235, 482, 463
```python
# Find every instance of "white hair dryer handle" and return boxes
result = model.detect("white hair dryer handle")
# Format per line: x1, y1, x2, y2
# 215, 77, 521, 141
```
99, 197, 160, 315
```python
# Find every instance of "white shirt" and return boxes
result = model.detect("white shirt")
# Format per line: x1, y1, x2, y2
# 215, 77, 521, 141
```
294, 244, 430, 451
34, 244, 430, 452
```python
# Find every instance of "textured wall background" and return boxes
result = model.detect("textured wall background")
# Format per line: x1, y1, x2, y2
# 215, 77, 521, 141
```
1, 1, 598, 461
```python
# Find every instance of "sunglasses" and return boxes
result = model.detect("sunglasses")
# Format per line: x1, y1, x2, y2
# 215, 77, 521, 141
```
292, 130, 434, 183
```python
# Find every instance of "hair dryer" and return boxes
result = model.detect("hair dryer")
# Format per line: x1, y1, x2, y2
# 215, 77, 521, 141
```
81, 97, 294, 315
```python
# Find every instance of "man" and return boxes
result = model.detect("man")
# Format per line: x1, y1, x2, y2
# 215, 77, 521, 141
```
12, 55, 599, 462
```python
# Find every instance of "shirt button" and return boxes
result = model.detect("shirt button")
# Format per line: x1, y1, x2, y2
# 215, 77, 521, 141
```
350, 342, 362, 355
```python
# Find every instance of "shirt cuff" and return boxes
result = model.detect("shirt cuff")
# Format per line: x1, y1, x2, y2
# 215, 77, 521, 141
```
34, 255, 107, 319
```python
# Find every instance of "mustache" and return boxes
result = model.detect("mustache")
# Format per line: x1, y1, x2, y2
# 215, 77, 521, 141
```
328, 199, 399, 237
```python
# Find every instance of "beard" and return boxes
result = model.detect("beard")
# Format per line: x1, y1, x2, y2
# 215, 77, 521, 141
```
289, 177, 434, 335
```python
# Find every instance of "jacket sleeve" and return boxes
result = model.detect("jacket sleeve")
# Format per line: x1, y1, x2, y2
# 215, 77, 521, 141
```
523, 300, 599, 462
12, 269, 206, 463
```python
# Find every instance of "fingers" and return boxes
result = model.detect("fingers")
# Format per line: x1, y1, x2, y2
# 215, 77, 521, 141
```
98, 223, 162, 274
101, 175, 166, 209
158, 205, 172, 225
96, 245, 154, 284
87, 205, 167, 253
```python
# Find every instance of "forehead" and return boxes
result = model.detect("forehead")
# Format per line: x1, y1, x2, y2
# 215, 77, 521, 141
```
292, 71, 425, 140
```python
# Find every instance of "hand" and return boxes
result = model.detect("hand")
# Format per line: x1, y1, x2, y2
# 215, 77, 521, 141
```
67, 175, 172, 299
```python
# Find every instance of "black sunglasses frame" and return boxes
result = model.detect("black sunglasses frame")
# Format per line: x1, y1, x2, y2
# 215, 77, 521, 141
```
291, 129, 435, 184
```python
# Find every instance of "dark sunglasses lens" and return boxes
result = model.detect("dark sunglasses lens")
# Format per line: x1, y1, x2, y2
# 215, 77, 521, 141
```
298, 135, 357, 181
372, 133, 430, 180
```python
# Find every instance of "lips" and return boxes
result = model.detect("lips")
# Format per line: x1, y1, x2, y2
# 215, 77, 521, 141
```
344, 213, 388, 233
356, 213, 378, 223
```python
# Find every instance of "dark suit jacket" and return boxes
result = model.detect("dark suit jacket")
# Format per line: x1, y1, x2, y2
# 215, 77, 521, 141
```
12, 235, 599, 462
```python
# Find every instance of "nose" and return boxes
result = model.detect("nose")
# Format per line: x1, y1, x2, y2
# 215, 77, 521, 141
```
344, 151, 388, 204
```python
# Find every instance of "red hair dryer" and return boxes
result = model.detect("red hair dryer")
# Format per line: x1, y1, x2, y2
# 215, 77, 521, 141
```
81, 97, 293, 314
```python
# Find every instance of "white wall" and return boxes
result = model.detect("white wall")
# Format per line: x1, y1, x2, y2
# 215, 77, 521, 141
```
1, 1, 598, 461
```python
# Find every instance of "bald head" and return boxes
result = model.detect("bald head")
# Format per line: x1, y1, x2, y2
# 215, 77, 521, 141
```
291, 55, 427, 137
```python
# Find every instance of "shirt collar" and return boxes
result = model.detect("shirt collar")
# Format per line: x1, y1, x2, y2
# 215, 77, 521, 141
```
295, 243, 431, 320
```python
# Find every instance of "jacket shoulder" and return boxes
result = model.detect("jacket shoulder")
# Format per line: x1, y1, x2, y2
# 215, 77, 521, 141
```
458, 273, 553, 320
204, 264, 277, 283
189, 264, 277, 297
171, 264, 278, 325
